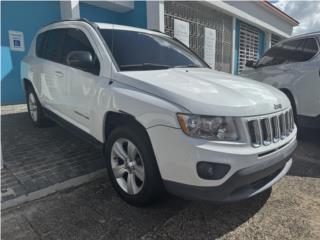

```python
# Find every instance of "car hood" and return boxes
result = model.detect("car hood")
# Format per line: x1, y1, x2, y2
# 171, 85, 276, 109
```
118, 68, 290, 116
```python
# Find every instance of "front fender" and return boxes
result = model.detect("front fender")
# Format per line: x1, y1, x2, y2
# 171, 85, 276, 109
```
94, 81, 187, 142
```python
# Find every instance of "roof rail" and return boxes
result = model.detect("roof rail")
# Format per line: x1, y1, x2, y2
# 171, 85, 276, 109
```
42, 18, 97, 28
291, 31, 320, 38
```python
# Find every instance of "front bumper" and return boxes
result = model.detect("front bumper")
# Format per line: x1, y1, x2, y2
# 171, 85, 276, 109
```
164, 154, 293, 202
147, 125, 297, 202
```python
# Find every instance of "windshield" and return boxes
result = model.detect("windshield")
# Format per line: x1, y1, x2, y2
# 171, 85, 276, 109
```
99, 29, 208, 71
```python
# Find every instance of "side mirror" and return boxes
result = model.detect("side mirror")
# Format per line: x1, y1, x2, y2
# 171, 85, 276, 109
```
66, 51, 94, 69
245, 60, 256, 68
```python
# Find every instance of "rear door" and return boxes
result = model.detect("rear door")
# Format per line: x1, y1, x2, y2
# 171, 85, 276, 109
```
259, 39, 305, 86
40, 28, 68, 115
244, 39, 304, 86
285, 37, 320, 117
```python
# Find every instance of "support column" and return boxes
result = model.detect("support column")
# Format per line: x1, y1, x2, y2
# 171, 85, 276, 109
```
231, 16, 237, 75
60, 0, 80, 20
265, 32, 272, 50
147, 1, 164, 32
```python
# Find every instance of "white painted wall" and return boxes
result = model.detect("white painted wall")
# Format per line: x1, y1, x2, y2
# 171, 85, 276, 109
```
60, 0, 80, 19
265, 32, 272, 50
83, 1, 134, 13
231, 16, 237, 74
224, 1, 293, 36
147, 1, 164, 32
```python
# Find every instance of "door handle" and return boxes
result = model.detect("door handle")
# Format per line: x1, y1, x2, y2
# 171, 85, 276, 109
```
55, 71, 64, 78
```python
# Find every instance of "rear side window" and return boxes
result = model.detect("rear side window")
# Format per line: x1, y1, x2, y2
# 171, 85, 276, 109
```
61, 28, 100, 75
281, 39, 304, 63
36, 32, 47, 58
256, 38, 315, 67
256, 46, 286, 67
45, 29, 65, 63
301, 38, 318, 61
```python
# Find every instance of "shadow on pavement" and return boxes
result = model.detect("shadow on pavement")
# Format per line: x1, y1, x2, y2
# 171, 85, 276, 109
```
297, 127, 320, 142
139, 188, 271, 239
6, 179, 270, 240
289, 127, 320, 178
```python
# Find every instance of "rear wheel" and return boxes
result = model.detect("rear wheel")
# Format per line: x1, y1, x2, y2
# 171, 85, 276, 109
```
26, 87, 48, 126
104, 124, 164, 206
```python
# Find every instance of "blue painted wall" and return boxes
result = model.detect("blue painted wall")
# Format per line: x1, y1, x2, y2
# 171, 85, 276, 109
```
80, 1, 147, 28
1, 1, 61, 104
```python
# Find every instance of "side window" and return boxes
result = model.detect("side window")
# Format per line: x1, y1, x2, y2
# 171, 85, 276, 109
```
301, 38, 318, 61
61, 28, 100, 75
256, 45, 286, 67
256, 47, 278, 67
45, 29, 65, 63
282, 39, 304, 63
36, 32, 47, 58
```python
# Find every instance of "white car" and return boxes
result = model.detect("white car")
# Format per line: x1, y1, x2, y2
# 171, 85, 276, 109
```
21, 19, 297, 206
242, 32, 320, 129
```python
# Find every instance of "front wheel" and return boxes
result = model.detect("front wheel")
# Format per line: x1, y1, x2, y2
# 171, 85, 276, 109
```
104, 124, 164, 206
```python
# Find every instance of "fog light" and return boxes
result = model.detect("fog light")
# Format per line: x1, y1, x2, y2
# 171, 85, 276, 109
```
196, 162, 230, 180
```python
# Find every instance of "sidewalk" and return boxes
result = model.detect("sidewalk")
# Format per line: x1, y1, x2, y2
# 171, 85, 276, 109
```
1, 104, 106, 209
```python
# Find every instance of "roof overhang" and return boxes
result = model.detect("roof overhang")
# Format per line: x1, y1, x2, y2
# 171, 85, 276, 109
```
202, 1, 296, 38
83, 1, 134, 13
259, 1, 299, 26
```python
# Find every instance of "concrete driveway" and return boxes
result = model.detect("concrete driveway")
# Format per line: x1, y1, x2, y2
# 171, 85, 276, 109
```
1, 105, 320, 240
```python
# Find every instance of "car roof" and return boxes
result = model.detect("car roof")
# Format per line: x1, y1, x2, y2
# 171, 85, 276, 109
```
274, 31, 320, 47
95, 22, 166, 37
291, 31, 320, 39
41, 19, 168, 38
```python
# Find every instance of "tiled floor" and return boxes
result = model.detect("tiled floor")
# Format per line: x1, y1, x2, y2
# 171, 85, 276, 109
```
1, 104, 105, 203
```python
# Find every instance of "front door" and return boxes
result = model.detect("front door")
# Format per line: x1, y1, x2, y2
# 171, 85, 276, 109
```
60, 28, 102, 131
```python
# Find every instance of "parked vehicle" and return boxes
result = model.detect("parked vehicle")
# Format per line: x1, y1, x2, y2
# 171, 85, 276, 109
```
21, 19, 297, 206
242, 32, 320, 129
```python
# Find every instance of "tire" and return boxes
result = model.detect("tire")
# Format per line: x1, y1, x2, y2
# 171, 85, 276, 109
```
26, 87, 48, 127
104, 123, 164, 206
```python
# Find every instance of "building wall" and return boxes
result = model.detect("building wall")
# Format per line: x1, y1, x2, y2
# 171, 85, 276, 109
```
225, 1, 293, 36
1, 1, 61, 104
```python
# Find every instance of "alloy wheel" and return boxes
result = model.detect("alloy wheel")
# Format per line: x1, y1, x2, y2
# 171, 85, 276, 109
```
111, 138, 145, 195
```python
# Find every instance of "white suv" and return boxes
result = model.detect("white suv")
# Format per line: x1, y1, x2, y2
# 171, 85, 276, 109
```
242, 32, 320, 129
21, 19, 297, 206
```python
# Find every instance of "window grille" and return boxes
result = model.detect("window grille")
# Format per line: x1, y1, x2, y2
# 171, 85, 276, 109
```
164, 1, 233, 73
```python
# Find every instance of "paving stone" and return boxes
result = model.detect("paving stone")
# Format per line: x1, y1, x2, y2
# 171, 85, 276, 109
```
1, 104, 105, 203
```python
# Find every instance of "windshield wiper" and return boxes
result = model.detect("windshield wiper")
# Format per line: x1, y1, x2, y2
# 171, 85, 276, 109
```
120, 63, 170, 70
173, 64, 202, 68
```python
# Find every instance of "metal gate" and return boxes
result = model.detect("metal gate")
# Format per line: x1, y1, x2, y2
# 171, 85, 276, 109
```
164, 1, 233, 73
238, 23, 260, 73
271, 34, 282, 47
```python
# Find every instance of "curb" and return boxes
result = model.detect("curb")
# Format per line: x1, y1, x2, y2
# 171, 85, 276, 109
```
1, 169, 107, 210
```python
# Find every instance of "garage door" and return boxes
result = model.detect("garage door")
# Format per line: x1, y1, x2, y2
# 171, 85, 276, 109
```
238, 23, 260, 73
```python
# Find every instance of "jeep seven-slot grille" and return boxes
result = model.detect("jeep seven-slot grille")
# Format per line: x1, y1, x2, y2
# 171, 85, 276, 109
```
248, 109, 294, 147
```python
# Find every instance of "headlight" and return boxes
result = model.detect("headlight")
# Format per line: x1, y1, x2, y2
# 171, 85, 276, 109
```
177, 113, 240, 141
